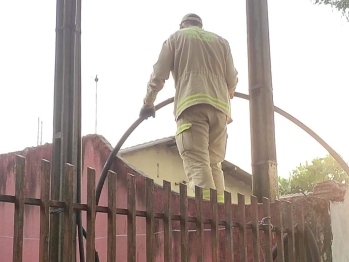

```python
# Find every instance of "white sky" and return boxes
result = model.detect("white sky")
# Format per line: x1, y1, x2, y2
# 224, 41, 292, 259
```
0, 0, 348, 178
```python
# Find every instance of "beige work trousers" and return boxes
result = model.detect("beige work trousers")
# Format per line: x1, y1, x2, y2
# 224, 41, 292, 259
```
175, 104, 228, 196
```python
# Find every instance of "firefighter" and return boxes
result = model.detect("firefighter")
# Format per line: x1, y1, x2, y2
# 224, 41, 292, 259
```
140, 14, 238, 203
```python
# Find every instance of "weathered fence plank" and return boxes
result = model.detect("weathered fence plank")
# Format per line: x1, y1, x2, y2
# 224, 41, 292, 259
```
274, 200, 285, 262
63, 163, 74, 262
224, 191, 234, 262
238, 193, 248, 262
39, 160, 51, 262
86, 168, 96, 262
285, 201, 295, 262
127, 174, 136, 262
195, 186, 204, 262
13, 155, 25, 262
251, 195, 260, 262
263, 197, 273, 262
211, 189, 219, 262
296, 203, 306, 262
163, 181, 173, 262
146, 178, 155, 262
180, 183, 189, 262
107, 170, 117, 262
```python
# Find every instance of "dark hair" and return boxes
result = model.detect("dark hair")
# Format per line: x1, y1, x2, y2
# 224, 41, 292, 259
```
184, 20, 202, 27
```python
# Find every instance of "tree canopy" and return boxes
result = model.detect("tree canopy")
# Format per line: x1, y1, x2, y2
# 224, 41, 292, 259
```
312, 0, 349, 20
279, 154, 349, 195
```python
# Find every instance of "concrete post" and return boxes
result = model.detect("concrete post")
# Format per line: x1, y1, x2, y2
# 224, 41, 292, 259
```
246, 0, 279, 202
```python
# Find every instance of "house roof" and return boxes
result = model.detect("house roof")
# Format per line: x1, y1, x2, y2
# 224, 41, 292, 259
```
119, 136, 252, 186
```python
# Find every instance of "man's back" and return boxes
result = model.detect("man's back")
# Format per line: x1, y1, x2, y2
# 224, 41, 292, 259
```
168, 26, 237, 122
170, 26, 229, 82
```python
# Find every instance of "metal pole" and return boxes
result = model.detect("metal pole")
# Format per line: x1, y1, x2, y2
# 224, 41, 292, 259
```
246, 0, 279, 202
95, 75, 98, 134
50, 1, 64, 259
50, 0, 81, 261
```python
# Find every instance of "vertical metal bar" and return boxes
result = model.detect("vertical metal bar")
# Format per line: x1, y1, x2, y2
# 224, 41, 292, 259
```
274, 200, 285, 262
86, 168, 96, 262
40, 121, 43, 145
13, 155, 25, 262
285, 201, 295, 262
224, 191, 234, 262
195, 186, 204, 262
39, 160, 51, 262
263, 197, 272, 261
210, 189, 219, 262
37, 117, 40, 146
50, 1, 65, 260
246, 0, 279, 202
296, 203, 306, 262
146, 178, 155, 262
251, 196, 260, 262
127, 175, 136, 262
74, 1, 84, 261
63, 163, 74, 262
163, 181, 172, 262
50, 0, 81, 260
180, 183, 188, 262
238, 194, 247, 262
107, 170, 117, 262
63, 3, 79, 258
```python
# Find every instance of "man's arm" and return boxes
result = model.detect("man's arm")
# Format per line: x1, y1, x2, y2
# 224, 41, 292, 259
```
225, 43, 238, 99
143, 37, 174, 105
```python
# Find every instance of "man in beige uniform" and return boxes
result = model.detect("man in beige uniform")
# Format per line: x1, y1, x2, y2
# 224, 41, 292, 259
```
140, 14, 238, 203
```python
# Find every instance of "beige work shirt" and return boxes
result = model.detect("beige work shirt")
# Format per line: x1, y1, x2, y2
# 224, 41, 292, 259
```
144, 26, 238, 123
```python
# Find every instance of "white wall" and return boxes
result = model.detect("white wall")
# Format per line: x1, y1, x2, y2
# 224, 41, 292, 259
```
330, 190, 349, 261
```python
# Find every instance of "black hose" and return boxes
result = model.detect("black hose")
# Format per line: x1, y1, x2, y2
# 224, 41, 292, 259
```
79, 93, 335, 261
95, 97, 174, 205
79, 97, 174, 262
266, 223, 320, 262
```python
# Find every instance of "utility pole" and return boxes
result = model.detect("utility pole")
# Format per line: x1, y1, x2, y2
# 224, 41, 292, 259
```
50, 0, 82, 261
95, 75, 98, 134
246, 0, 279, 202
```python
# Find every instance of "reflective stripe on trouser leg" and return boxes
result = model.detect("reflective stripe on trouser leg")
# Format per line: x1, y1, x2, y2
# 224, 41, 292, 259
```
203, 189, 225, 203
203, 189, 210, 200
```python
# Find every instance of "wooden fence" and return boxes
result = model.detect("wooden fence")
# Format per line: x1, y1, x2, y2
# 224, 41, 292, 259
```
0, 155, 308, 262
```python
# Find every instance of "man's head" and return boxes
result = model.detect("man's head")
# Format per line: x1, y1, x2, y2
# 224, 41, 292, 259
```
180, 13, 203, 29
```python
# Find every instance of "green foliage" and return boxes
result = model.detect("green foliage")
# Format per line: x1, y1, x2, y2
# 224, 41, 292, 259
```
279, 154, 349, 195
312, 0, 349, 20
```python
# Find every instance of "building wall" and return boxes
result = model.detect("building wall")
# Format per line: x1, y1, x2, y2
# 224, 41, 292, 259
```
330, 189, 349, 261
119, 144, 252, 203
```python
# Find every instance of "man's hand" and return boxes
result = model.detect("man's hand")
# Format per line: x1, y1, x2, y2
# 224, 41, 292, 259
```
228, 89, 234, 99
139, 104, 156, 119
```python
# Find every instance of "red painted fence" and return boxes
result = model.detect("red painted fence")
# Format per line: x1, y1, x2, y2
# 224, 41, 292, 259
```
0, 155, 307, 261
